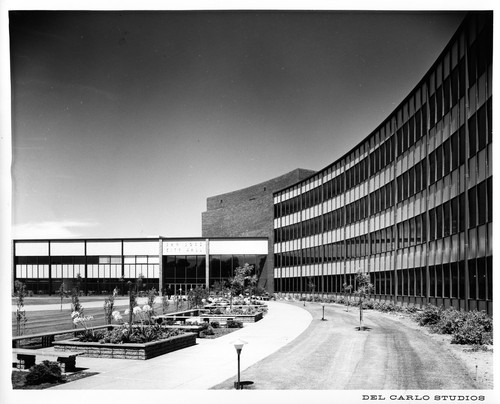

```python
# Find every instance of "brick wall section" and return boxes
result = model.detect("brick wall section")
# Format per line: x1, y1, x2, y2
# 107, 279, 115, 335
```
202, 168, 315, 293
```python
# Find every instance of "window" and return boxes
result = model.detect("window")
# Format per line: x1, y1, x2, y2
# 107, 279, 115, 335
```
477, 105, 487, 151
443, 139, 451, 176
436, 145, 443, 181
451, 131, 459, 170
436, 86, 443, 122
443, 264, 450, 297
451, 68, 459, 105
468, 259, 477, 299
487, 177, 492, 222
429, 150, 436, 184
451, 197, 459, 234
477, 257, 486, 300
429, 94, 436, 127
443, 201, 451, 237
459, 58, 466, 98
436, 265, 443, 297
468, 187, 477, 228
469, 114, 477, 156
468, 42, 477, 85
429, 266, 436, 297
429, 208, 436, 241
459, 193, 466, 232
415, 163, 421, 193
477, 181, 487, 225
436, 205, 443, 239
459, 126, 466, 165
444, 77, 451, 114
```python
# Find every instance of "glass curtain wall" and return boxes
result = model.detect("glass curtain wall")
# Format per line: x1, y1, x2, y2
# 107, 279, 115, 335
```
273, 12, 492, 313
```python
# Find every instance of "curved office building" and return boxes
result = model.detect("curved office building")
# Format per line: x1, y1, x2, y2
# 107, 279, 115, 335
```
273, 12, 492, 313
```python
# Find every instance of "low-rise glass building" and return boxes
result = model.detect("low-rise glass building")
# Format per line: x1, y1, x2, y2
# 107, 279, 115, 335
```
12, 237, 268, 296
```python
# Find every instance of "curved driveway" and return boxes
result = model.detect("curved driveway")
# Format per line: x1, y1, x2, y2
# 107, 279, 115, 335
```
212, 301, 478, 390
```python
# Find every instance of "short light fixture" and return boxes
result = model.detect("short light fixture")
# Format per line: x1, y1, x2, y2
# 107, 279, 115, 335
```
231, 339, 248, 389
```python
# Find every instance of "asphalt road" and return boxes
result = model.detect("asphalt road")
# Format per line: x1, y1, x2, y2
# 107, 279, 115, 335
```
211, 301, 478, 390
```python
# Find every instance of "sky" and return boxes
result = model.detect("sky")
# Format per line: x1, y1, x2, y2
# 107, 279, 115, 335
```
7, 7, 467, 239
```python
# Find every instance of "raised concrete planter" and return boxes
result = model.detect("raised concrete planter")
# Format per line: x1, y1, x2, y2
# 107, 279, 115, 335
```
203, 311, 264, 323
53, 332, 197, 360
154, 309, 265, 324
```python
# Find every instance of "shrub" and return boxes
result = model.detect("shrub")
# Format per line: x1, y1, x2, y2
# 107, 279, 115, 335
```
415, 304, 442, 326
198, 325, 216, 338
451, 310, 493, 345
430, 308, 466, 335
210, 321, 220, 328
25, 361, 63, 385
361, 300, 374, 310
227, 320, 243, 328
403, 306, 419, 314
373, 302, 402, 313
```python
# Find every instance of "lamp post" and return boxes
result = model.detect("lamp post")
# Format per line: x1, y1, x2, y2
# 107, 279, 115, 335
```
232, 339, 247, 389
321, 303, 326, 321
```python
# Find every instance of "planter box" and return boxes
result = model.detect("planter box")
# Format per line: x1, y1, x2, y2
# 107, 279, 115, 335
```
53, 332, 197, 360
202, 312, 264, 323
154, 309, 264, 325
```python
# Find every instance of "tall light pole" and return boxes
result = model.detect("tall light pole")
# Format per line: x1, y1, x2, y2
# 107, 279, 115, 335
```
232, 339, 247, 389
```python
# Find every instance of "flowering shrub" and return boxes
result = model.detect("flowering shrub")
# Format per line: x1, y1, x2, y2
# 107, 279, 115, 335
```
72, 312, 97, 341
73, 305, 185, 344
98, 324, 184, 344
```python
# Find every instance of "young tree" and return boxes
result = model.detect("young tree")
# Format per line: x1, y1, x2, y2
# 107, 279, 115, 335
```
147, 288, 157, 314
71, 274, 83, 314
103, 288, 117, 324
187, 286, 209, 309
227, 263, 257, 309
14, 280, 28, 337
307, 278, 316, 301
343, 282, 353, 312
57, 283, 67, 311
119, 276, 125, 296
161, 292, 170, 314
354, 271, 374, 330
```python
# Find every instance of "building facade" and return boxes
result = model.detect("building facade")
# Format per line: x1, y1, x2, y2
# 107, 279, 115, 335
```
273, 12, 493, 313
12, 237, 268, 296
202, 168, 315, 292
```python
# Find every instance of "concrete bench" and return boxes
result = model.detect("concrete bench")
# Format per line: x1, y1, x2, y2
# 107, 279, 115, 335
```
12, 348, 85, 372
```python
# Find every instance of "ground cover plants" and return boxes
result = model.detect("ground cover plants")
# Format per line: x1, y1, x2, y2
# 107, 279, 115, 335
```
12, 361, 98, 389
415, 305, 493, 345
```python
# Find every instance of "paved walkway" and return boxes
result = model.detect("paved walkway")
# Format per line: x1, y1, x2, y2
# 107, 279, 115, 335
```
49, 301, 312, 390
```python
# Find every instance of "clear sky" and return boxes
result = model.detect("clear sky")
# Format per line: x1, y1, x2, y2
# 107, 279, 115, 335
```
9, 8, 466, 239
